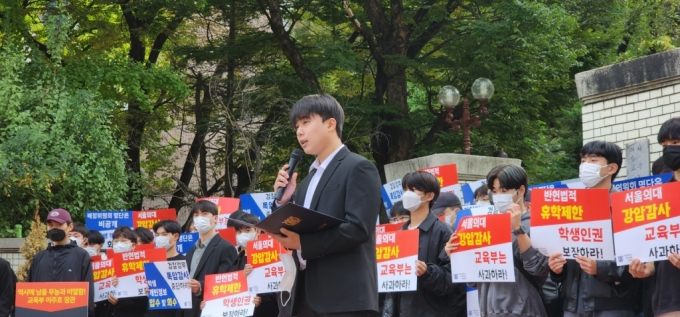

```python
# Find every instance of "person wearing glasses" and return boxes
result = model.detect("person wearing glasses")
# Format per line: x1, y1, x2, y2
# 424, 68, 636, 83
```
389, 201, 410, 224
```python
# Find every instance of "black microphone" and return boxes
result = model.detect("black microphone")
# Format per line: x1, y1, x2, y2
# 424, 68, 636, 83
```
275, 148, 304, 201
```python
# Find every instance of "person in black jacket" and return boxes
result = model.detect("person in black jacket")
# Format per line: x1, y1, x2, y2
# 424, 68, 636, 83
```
184, 200, 238, 317
148, 220, 188, 317
0, 257, 15, 317
549, 141, 639, 317
26, 208, 95, 317
233, 213, 279, 317
107, 226, 147, 317
630, 117, 680, 317
383, 171, 465, 317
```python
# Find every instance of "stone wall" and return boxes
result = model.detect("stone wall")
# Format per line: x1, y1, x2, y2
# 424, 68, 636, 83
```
577, 48, 680, 177
0, 238, 25, 272
384, 153, 522, 183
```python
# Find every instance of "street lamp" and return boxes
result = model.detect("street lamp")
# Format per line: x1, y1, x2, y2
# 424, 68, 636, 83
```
438, 78, 494, 155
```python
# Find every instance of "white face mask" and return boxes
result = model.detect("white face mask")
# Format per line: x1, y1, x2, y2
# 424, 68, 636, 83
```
236, 232, 257, 248
579, 163, 609, 188
69, 237, 83, 247
402, 191, 424, 212
476, 201, 491, 206
84, 246, 99, 256
154, 235, 173, 250
493, 190, 519, 213
193, 216, 213, 234
113, 242, 132, 253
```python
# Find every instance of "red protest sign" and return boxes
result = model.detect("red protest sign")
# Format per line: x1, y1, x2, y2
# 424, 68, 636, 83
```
453, 213, 511, 252
246, 237, 286, 294
611, 181, 680, 265
202, 271, 255, 317
218, 227, 237, 246
92, 258, 115, 302
196, 197, 240, 215
132, 208, 176, 229
375, 223, 403, 234
531, 188, 614, 260
15, 282, 89, 315
419, 164, 459, 187
111, 248, 166, 299
376, 229, 418, 293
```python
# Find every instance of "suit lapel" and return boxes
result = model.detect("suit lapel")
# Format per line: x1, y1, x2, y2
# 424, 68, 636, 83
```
193, 234, 220, 276
310, 147, 349, 210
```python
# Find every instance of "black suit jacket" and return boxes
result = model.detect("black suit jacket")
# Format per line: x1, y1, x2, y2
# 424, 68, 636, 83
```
183, 234, 238, 317
279, 146, 382, 314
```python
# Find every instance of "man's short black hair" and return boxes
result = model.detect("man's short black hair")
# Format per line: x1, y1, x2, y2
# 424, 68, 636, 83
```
72, 222, 89, 237
657, 117, 680, 144
486, 165, 529, 200
87, 230, 105, 245
402, 171, 440, 209
390, 201, 410, 218
234, 213, 260, 231
580, 140, 623, 182
227, 210, 246, 228
192, 200, 219, 216
652, 157, 672, 175
134, 227, 154, 244
153, 220, 182, 236
289, 94, 345, 138
113, 226, 138, 244
474, 184, 488, 198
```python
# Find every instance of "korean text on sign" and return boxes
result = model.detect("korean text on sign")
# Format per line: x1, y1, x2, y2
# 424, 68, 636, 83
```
611, 181, 680, 265
201, 271, 255, 317
247, 237, 287, 294
451, 213, 516, 283
376, 229, 418, 293
112, 248, 167, 299
144, 260, 192, 310
530, 188, 615, 260
15, 282, 89, 315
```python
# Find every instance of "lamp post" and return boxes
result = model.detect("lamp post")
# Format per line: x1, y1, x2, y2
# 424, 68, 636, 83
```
438, 78, 495, 155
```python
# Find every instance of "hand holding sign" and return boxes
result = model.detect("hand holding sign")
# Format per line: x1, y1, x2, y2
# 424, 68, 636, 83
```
415, 261, 427, 277
670, 252, 680, 269
629, 259, 654, 278
445, 234, 460, 255
508, 204, 523, 231
548, 253, 566, 274
575, 255, 597, 275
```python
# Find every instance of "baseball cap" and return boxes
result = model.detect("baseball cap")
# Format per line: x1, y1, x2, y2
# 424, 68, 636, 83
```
432, 192, 462, 216
46, 208, 72, 224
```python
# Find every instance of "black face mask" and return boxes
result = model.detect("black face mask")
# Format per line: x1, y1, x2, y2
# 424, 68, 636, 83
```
48, 228, 66, 242
663, 146, 680, 171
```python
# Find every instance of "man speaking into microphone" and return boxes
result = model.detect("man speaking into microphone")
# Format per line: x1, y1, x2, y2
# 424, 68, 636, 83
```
272, 94, 382, 317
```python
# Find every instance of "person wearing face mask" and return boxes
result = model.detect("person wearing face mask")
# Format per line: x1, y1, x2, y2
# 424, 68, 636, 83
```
84, 230, 105, 258
68, 222, 89, 247
185, 200, 238, 317
382, 171, 465, 317
547, 141, 640, 317
431, 192, 462, 228
630, 117, 680, 317
474, 184, 490, 205
146, 220, 188, 317
446, 165, 551, 317
26, 208, 95, 317
231, 213, 279, 317
107, 226, 147, 317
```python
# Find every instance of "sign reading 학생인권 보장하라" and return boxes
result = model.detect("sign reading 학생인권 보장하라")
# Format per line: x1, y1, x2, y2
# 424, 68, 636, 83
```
450, 213, 515, 283
201, 271, 255, 317
612, 181, 680, 266
531, 188, 615, 261
377, 229, 418, 293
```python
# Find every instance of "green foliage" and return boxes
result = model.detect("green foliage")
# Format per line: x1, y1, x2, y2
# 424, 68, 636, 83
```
0, 47, 128, 237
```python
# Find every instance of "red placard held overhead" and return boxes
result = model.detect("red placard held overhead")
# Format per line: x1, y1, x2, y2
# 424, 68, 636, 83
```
376, 229, 419, 293
531, 188, 614, 260
133, 208, 177, 229
611, 181, 680, 265
419, 164, 459, 188
450, 213, 515, 283
195, 197, 240, 215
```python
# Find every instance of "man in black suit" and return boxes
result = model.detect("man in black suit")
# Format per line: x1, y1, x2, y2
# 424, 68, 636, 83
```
185, 200, 238, 317
273, 94, 382, 317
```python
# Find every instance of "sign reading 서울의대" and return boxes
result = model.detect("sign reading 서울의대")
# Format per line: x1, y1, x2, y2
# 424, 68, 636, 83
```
611, 181, 680, 266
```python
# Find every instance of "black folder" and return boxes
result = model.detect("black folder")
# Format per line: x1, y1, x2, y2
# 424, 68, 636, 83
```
232, 202, 346, 235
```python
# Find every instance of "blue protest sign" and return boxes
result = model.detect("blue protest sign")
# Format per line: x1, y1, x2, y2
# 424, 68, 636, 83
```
176, 232, 199, 255
613, 173, 673, 191
85, 211, 133, 249
240, 192, 275, 220
381, 179, 403, 217
144, 260, 192, 310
